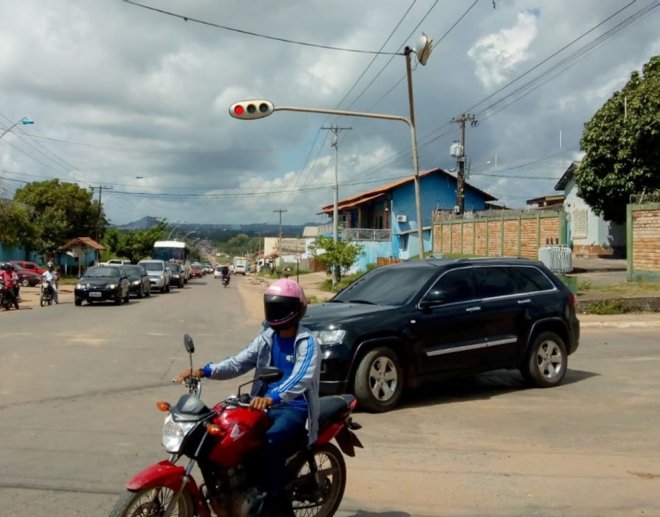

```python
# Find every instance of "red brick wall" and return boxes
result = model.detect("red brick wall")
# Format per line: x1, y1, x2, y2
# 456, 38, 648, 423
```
434, 213, 562, 259
632, 207, 660, 271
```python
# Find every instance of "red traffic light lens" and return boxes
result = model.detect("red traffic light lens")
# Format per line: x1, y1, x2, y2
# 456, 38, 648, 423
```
234, 105, 245, 116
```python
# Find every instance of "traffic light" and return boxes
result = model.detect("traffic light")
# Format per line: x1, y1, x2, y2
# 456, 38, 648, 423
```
229, 100, 274, 120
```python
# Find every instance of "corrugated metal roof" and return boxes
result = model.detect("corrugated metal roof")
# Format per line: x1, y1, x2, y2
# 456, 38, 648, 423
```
320, 167, 496, 212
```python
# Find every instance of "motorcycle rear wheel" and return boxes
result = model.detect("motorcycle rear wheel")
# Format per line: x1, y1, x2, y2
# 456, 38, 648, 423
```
109, 487, 194, 517
289, 443, 346, 517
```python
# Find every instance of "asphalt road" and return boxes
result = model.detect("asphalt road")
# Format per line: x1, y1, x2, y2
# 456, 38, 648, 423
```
1, 276, 659, 516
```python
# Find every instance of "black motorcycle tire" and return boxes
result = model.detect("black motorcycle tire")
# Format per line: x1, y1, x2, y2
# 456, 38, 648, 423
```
40, 296, 45, 307
109, 486, 194, 517
289, 443, 346, 517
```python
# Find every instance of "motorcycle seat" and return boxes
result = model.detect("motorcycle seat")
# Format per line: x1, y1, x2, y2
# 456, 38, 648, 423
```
318, 394, 355, 430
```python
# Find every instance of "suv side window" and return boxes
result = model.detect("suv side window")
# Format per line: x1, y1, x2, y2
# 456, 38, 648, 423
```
423, 269, 475, 305
472, 267, 517, 299
510, 266, 555, 293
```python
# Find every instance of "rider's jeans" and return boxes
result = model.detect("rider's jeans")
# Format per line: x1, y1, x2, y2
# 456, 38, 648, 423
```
264, 406, 308, 498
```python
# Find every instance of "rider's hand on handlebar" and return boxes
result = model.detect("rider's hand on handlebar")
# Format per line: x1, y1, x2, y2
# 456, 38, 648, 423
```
174, 368, 203, 384
249, 396, 273, 411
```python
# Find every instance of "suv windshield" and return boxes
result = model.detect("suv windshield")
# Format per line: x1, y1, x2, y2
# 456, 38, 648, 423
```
333, 266, 434, 306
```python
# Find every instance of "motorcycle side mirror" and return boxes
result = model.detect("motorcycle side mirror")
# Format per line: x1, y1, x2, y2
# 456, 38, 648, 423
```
236, 367, 283, 396
259, 367, 283, 383
184, 334, 195, 354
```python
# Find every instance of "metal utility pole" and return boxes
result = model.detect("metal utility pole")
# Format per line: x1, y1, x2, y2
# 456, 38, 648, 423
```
451, 114, 477, 215
321, 125, 351, 286
273, 209, 287, 269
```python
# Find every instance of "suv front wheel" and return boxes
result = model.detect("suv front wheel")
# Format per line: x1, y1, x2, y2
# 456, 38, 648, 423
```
522, 331, 567, 388
354, 347, 403, 413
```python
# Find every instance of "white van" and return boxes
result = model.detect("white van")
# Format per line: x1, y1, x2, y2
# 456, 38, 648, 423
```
233, 258, 248, 275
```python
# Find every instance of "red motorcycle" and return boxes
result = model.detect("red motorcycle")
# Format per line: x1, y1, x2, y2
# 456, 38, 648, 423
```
111, 334, 362, 517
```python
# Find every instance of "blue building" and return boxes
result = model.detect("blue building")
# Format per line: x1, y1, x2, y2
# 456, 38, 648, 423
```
319, 168, 496, 270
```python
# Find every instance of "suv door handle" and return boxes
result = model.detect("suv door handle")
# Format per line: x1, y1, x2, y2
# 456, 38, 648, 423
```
465, 306, 481, 312
517, 299, 531, 304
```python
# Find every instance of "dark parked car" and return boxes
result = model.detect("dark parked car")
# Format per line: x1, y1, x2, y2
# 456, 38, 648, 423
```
168, 263, 185, 288
120, 264, 151, 298
74, 266, 130, 306
303, 257, 580, 412
12, 264, 42, 287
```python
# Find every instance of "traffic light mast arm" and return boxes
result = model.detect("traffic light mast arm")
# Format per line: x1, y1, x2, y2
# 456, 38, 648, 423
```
274, 105, 411, 128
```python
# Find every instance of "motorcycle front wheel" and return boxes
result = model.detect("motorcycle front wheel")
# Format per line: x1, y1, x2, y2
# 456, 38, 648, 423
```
109, 487, 194, 517
289, 443, 346, 517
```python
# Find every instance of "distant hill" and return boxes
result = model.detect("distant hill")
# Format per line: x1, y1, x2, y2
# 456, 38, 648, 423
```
115, 217, 318, 238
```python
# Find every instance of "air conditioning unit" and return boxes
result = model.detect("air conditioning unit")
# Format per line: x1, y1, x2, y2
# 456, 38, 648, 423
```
396, 215, 407, 223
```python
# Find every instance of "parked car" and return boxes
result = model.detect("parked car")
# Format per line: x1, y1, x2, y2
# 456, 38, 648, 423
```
12, 264, 42, 287
119, 264, 151, 298
103, 259, 132, 266
303, 257, 581, 413
9, 260, 45, 276
138, 259, 171, 293
74, 265, 130, 306
168, 263, 185, 288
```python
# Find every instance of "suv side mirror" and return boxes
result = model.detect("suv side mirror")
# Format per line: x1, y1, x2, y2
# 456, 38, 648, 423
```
420, 289, 445, 309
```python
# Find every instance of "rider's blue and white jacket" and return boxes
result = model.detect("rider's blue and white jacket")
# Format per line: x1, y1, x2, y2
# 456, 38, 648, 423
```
202, 325, 321, 444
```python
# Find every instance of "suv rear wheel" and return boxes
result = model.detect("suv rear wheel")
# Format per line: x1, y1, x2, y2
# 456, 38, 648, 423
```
522, 331, 567, 388
354, 347, 403, 413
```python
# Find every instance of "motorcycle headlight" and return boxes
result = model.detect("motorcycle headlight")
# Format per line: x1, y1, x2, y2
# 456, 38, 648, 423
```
162, 414, 196, 453
312, 329, 346, 345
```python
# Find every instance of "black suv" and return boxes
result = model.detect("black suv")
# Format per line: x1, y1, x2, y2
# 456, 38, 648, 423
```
303, 258, 580, 412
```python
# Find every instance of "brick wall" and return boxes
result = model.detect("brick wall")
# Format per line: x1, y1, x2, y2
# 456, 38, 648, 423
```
629, 205, 660, 280
433, 211, 564, 259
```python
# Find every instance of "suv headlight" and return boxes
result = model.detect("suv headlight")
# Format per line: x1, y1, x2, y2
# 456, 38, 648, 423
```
312, 329, 346, 345
108, 283, 118, 290
162, 414, 196, 453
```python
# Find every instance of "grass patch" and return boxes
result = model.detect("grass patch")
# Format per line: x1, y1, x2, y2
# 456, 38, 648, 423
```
587, 280, 660, 297
587, 299, 630, 315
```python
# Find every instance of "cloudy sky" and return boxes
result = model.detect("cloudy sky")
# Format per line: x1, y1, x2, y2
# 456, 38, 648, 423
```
1, 0, 658, 226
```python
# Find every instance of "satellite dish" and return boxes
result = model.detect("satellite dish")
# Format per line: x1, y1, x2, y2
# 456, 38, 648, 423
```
415, 33, 433, 65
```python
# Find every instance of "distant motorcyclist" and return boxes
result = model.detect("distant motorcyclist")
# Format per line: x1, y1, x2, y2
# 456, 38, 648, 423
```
42, 263, 59, 304
220, 265, 230, 285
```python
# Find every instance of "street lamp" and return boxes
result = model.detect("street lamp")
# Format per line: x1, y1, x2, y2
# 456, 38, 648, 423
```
182, 230, 197, 241
0, 116, 35, 141
228, 34, 433, 259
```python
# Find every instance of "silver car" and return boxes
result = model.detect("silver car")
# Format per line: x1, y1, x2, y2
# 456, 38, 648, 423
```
137, 260, 172, 293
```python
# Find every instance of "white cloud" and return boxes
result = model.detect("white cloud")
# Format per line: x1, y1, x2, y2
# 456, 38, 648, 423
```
468, 9, 540, 89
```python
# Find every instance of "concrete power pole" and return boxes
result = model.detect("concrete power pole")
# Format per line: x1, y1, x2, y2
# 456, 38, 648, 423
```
273, 209, 287, 269
321, 125, 351, 287
451, 114, 477, 215
90, 185, 113, 242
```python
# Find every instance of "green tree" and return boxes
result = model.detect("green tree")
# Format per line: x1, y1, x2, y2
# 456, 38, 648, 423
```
576, 55, 660, 224
308, 236, 364, 282
13, 179, 107, 256
102, 220, 168, 264
0, 199, 39, 250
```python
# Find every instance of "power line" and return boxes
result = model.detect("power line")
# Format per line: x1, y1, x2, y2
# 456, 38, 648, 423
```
123, 0, 401, 55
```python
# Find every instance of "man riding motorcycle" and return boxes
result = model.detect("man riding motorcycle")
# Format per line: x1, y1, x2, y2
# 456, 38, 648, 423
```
42, 263, 59, 304
176, 278, 320, 517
